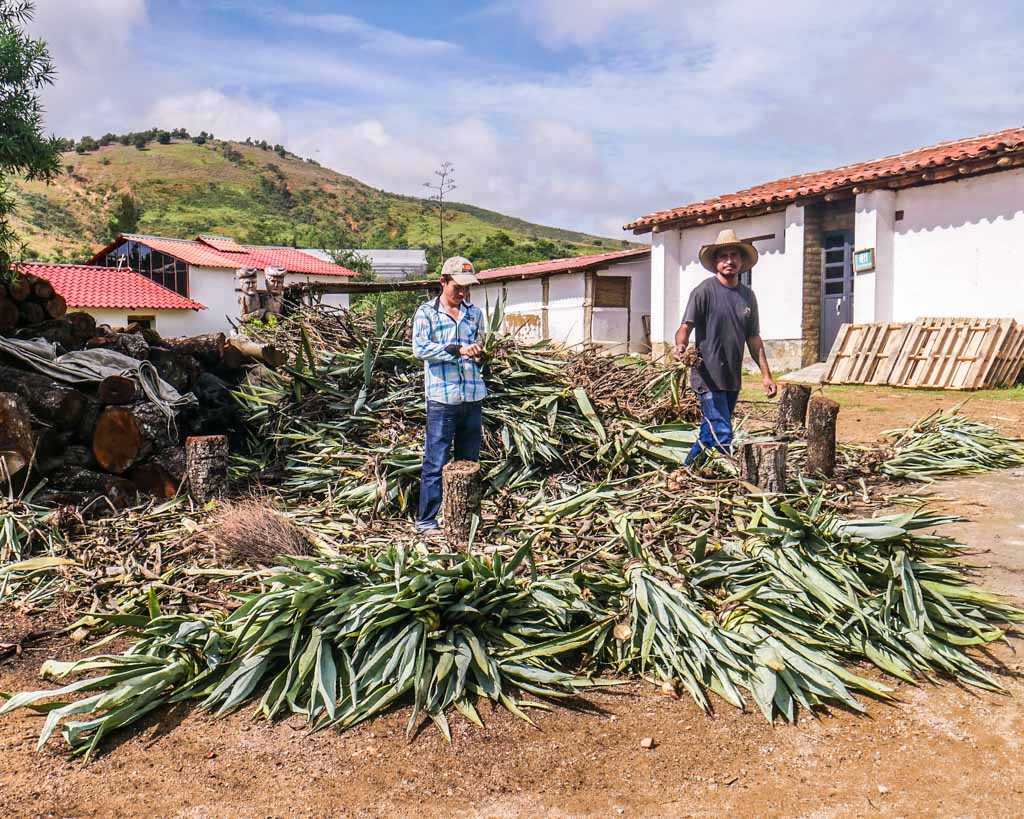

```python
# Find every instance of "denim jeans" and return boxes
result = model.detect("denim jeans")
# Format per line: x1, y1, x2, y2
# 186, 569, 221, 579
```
417, 400, 483, 529
685, 390, 739, 465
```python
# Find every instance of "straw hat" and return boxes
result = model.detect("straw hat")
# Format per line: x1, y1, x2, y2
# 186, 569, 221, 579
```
698, 228, 758, 273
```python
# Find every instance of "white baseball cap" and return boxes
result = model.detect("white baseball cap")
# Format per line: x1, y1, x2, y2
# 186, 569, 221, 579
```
440, 256, 479, 285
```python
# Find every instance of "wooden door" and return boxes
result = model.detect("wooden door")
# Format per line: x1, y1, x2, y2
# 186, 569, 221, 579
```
820, 230, 854, 360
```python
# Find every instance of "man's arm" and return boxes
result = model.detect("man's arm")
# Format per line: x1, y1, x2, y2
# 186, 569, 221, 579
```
746, 335, 778, 397
412, 308, 458, 362
673, 321, 692, 358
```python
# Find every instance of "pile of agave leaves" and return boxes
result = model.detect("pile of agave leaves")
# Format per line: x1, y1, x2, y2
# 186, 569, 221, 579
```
2, 302, 1023, 760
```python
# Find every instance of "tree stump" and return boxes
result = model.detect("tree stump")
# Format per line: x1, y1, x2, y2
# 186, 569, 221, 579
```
0, 393, 34, 477
442, 460, 481, 550
739, 442, 788, 492
805, 396, 840, 477
66, 312, 97, 343
92, 403, 177, 474
186, 435, 228, 502
774, 383, 811, 436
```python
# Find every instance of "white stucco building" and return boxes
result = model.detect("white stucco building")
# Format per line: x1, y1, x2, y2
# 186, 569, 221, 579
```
19, 262, 205, 335
88, 233, 356, 333
475, 248, 652, 354
626, 126, 1024, 370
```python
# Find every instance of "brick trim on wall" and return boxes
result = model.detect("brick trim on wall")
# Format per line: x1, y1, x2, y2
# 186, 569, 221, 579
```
800, 201, 855, 365
801, 204, 824, 366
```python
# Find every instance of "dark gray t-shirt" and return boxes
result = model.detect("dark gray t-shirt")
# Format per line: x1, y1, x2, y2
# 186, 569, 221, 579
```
682, 277, 760, 393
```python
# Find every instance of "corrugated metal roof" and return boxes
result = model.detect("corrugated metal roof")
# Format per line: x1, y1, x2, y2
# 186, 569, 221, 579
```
476, 247, 650, 282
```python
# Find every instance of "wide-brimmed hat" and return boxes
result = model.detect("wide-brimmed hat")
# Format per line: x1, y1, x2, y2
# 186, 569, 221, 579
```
698, 228, 758, 273
440, 256, 479, 285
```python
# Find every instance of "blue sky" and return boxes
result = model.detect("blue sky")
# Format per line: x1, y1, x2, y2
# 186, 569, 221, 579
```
31, 1, 1024, 239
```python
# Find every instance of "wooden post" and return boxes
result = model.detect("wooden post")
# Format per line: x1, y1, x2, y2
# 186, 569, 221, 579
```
805, 396, 840, 477
442, 460, 481, 549
774, 383, 811, 436
186, 435, 229, 502
739, 442, 788, 493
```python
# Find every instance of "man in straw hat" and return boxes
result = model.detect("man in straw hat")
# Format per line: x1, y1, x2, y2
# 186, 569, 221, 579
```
674, 228, 777, 465
412, 256, 487, 537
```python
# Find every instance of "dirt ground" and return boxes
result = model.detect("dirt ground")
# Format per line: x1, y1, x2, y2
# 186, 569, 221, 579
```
1, 391, 1023, 818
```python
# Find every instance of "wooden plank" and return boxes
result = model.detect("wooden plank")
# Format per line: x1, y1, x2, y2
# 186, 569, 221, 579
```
874, 323, 913, 385
966, 318, 1013, 389
822, 323, 853, 383
987, 323, 1024, 387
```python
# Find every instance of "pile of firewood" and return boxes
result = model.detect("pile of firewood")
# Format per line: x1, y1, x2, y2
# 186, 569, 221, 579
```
0, 275, 287, 509
0, 272, 69, 333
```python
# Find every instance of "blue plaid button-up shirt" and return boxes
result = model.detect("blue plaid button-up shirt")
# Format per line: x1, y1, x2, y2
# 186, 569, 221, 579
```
412, 298, 488, 404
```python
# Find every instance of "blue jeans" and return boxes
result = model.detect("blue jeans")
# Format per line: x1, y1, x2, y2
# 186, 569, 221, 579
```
685, 390, 739, 465
417, 400, 483, 529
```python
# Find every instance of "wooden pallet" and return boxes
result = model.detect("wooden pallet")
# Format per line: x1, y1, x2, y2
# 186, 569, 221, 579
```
823, 317, 1024, 390
987, 323, 1024, 387
886, 317, 1019, 390
823, 322, 910, 385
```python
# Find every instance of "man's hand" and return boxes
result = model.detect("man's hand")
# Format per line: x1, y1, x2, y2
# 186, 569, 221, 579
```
459, 343, 482, 360
763, 376, 778, 398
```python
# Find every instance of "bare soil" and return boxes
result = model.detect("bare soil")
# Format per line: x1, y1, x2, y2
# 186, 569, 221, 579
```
2, 394, 1024, 818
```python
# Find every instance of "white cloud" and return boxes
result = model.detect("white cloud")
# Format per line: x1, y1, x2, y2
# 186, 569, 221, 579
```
269, 9, 456, 58
145, 90, 286, 144
22, 0, 1024, 240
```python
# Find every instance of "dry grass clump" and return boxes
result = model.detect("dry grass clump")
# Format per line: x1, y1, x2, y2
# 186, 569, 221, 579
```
205, 497, 314, 566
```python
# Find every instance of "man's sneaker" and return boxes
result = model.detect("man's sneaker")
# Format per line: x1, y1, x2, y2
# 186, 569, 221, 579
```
416, 526, 445, 543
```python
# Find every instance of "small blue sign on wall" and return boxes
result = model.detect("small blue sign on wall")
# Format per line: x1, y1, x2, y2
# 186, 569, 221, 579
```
853, 248, 875, 273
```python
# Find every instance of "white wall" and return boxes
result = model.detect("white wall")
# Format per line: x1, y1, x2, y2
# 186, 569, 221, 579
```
592, 257, 652, 353
854, 190, 896, 324
477, 278, 547, 343
548, 272, 586, 347
891, 169, 1024, 322
187, 266, 238, 332
477, 273, 588, 348
87, 308, 201, 336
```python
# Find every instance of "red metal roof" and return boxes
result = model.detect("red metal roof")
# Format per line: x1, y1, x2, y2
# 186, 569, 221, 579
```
18, 263, 205, 311
89, 234, 357, 277
626, 126, 1024, 232
197, 234, 247, 253
476, 247, 650, 282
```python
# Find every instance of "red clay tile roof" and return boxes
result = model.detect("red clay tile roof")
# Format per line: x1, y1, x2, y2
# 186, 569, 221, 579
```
89, 234, 357, 277
18, 263, 205, 310
626, 126, 1024, 232
476, 247, 650, 282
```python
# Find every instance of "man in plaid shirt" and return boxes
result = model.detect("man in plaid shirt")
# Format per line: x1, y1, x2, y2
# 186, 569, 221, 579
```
413, 256, 487, 535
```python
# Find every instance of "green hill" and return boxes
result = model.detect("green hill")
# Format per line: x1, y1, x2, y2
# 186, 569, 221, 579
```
10, 139, 635, 270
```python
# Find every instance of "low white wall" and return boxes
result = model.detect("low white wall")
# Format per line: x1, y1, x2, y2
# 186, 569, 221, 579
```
548, 272, 586, 347
86, 307, 201, 336
291, 273, 351, 311
592, 257, 652, 353
891, 169, 1024, 322
476, 275, 586, 347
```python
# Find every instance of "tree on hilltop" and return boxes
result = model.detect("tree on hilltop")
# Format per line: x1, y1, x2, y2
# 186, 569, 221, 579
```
0, 0, 62, 280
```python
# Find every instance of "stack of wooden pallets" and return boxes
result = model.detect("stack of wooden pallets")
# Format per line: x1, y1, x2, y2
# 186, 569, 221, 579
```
823, 317, 1024, 390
